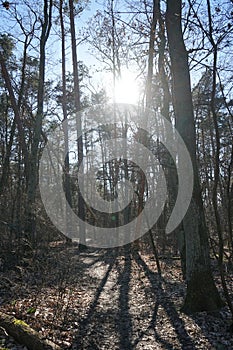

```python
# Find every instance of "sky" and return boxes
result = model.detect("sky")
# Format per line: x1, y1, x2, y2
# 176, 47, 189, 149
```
1, 0, 231, 103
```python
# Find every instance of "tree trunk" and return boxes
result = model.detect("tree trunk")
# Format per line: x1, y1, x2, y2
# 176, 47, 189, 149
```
165, 0, 223, 313
26, 0, 52, 240
68, 0, 86, 247
0, 312, 61, 350
60, 0, 73, 243
0, 51, 28, 174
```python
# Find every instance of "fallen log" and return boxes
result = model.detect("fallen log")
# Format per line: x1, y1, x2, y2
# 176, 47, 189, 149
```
0, 311, 61, 350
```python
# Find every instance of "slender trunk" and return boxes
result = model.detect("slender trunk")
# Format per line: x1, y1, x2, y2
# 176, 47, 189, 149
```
26, 0, 52, 239
226, 145, 233, 257
110, 0, 120, 245
68, 0, 86, 247
0, 51, 28, 171
134, 0, 159, 250
0, 35, 30, 192
207, 0, 233, 318
145, 0, 159, 108
0, 118, 16, 193
60, 0, 72, 241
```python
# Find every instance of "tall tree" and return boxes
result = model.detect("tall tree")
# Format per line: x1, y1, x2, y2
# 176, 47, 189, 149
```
68, 0, 86, 247
59, 0, 73, 240
0, 36, 28, 179
165, 0, 223, 313
26, 0, 53, 239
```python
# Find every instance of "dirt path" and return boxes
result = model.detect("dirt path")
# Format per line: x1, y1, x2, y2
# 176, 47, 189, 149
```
0, 244, 233, 349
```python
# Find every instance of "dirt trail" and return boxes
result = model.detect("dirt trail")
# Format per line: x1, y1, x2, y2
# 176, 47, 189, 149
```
0, 245, 233, 349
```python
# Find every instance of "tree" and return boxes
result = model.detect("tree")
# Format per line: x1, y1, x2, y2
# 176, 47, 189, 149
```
165, 0, 223, 313
68, 0, 86, 247
26, 0, 53, 239
58, 0, 72, 241
0, 35, 28, 183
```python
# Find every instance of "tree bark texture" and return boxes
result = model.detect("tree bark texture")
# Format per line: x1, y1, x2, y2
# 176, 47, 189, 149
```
165, 0, 223, 313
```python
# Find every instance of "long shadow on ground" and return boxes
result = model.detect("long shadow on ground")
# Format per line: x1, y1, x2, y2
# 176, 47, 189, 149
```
133, 251, 197, 350
117, 246, 133, 350
72, 249, 118, 349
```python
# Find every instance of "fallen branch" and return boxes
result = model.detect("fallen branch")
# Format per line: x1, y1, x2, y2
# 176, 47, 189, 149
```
0, 311, 61, 350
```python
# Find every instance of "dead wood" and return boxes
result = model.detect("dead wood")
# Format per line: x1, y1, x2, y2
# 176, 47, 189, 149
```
0, 311, 61, 350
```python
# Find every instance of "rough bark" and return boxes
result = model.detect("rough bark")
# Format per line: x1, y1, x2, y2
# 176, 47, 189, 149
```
165, 0, 223, 313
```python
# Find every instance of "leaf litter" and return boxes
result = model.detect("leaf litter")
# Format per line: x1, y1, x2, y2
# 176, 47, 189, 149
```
0, 242, 232, 349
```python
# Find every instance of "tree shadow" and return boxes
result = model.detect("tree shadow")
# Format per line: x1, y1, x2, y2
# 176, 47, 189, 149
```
4, 242, 228, 349
0, 245, 118, 305
71, 246, 134, 350
72, 249, 118, 349
133, 251, 197, 350
186, 307, 233, 350
78, 247, 119, 268
116, 245, 133, 350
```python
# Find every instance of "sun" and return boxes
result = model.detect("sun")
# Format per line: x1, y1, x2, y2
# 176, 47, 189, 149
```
114, 71, 140, 105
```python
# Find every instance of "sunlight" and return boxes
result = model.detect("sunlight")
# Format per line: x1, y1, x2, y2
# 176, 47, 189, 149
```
114, 71, 140, 104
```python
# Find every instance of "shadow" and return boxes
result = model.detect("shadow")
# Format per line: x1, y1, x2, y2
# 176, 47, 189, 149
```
187, 307, 233, 350
0, 245, 118, 304
72, 249, 118, 349
116, 245, 133, 350
71, 245, 135, 349
78, 247, 119, 268
133, 251, 197, 350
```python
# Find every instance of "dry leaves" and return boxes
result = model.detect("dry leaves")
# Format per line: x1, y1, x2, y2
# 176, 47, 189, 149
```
0, 244, 233, 349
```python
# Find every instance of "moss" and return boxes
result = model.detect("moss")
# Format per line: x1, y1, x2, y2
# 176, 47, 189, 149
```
13, 318, 30, 328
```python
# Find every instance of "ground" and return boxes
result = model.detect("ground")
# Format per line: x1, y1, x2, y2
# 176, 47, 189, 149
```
0, 242, 232, 349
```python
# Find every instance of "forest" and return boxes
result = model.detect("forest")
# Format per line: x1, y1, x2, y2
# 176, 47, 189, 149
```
0, 0, 233, 349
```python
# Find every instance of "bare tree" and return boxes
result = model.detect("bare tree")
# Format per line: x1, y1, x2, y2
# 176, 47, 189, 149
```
26, 0, 53, 239
165, 0, 223, 313
68, 0, 86, 247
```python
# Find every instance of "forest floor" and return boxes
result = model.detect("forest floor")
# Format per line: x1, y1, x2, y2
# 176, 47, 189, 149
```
0, 242, 233, 350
